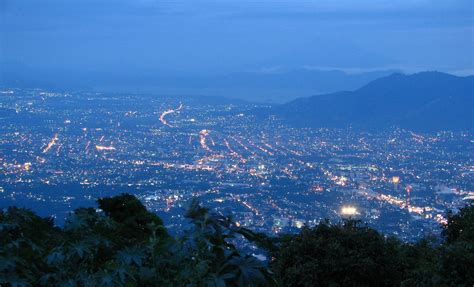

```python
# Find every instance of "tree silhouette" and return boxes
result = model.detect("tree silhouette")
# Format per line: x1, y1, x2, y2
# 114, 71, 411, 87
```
1, 196, 473, 286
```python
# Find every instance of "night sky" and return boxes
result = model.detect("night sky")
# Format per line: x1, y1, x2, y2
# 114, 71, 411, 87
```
1, 0, 472, 85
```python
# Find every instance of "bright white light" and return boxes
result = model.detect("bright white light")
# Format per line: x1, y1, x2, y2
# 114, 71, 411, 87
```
95, 145, 116, 151
341, 205, 358, 216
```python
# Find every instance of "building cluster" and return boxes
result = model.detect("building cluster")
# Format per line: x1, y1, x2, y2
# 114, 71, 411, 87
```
1, 88, 472, 241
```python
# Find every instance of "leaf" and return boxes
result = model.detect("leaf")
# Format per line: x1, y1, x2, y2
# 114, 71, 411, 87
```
113, 266, 133, 283
225, 256, 266, 286
64, 214, 88, 231
46, 250, 65, 265
93, 271, 117, 287
138, 267, 155, 281
70, 241, 92, 259
0, 256, 17, 271
2, 276, 31, 287
0, 222, 19, 232
116, 247, 145, 266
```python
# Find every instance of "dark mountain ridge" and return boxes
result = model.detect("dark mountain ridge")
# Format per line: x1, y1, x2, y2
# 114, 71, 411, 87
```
271, 72, 473, 131
0, 63, 397, 103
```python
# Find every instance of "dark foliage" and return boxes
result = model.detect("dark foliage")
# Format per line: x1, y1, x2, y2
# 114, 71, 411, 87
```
271, 220, 407, 286
438, 205, 474, 285
270, 204, 474, 287
97, 193, 167, 241
443, 205, 474, 244
0, 194, 274, 286
1, 194, 473, 287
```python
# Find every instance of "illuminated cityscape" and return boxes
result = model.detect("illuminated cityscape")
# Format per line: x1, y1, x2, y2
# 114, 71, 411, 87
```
0, 88, 472, 241
1, 0, 473, 284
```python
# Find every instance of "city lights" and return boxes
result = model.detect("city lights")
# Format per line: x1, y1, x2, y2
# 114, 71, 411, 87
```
1, 87, 471, 242
341, 206, 358, 216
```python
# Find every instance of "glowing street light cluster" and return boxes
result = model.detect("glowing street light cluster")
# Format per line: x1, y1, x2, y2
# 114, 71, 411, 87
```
341, 205, 358, 216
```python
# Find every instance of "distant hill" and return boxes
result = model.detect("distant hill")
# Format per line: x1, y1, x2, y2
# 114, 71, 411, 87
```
182, 68, 398, 103
0, 63, 397, 103
270, 72, 474, 131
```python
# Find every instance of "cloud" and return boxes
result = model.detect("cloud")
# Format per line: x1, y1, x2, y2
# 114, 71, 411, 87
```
1, 0, 472, 75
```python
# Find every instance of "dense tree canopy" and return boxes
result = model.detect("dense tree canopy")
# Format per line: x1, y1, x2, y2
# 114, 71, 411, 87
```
0, 194, 473, 286
270, 204, 474, 287
0, 194, 274, 286
271, 220, 407, 286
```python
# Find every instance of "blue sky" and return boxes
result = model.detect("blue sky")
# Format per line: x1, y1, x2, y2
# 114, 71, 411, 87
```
1, 0, 473, 77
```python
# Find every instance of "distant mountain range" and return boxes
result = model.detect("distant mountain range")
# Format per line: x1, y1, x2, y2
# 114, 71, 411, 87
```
269, 72, 473, 131
0, 63, 397, 103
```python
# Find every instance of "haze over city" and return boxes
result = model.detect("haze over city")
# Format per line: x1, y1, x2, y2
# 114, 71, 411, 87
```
1, 0, 473, 100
